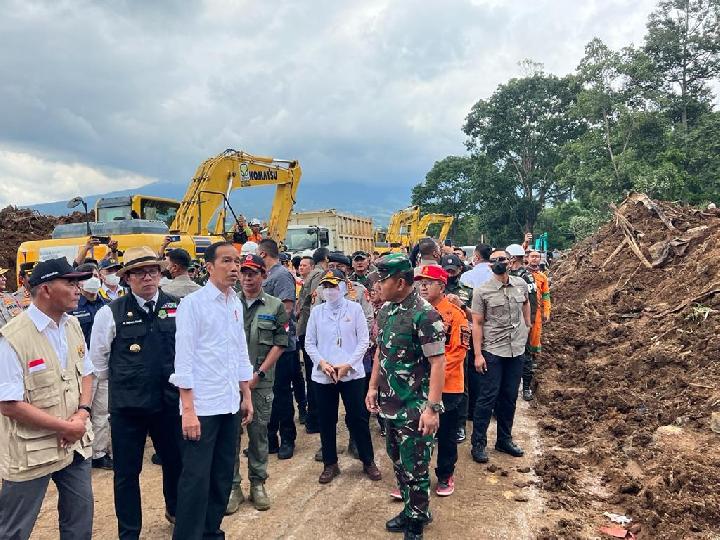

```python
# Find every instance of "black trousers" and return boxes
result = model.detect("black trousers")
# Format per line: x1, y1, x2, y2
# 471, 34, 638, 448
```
291, 344, 307, 411
298, 335, 318, 429
470, 350, 524, 449
435, 393, 462, 481
314, 378, 374, 466
522, 353, 536, 391
268, 350, 298, 445
110, 411, 182, 540
173, 413, 240, 540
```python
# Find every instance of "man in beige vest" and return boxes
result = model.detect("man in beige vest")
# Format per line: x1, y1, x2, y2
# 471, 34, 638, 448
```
0, 258, 95, 540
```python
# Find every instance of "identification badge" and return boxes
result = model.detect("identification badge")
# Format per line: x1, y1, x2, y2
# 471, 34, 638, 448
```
77, 345, 86, 358
28, 358, 47, 373
129, 344, 141, 353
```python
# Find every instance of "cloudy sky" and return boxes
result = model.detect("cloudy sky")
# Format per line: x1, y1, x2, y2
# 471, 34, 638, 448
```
0, 0, 660, 206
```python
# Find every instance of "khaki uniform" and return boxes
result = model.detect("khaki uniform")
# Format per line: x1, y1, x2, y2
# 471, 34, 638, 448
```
0, 293, 22, 328
161, 274, 202, 299
233, 291, 288, 488
0, 313, 93, 482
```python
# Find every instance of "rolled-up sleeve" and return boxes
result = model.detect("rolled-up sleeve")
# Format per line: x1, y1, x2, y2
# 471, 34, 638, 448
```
0, 338, 24, 402
418, 310, 446, 358
170, 297, 197, 389
471, 287, 486, 316
89, 305, 116, 381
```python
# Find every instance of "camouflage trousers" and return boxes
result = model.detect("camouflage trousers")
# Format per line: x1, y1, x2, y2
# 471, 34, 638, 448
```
232, 386, 274, 487
385, 416, 435, 521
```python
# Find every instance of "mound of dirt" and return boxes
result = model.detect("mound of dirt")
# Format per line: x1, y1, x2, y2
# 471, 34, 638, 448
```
534, 194, 720, 539
0, 206, 90, 289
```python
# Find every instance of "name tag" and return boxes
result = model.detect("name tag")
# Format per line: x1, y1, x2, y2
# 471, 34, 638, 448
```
28, 358, 47, 373
258, 314, 276, 322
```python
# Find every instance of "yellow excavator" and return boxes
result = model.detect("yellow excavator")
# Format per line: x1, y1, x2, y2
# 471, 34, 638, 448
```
16, 149, 301, 271
376, 206, 453, 252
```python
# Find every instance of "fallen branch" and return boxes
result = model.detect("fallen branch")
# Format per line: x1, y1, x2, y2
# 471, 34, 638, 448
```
628, 193, 676, 230
610, 203, 653, 269
602, 238, 629, 269
651, 284, 720, 318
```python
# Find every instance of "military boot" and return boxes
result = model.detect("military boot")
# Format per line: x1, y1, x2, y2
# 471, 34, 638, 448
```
224, 485, 245, 515
249, 483, 271, 511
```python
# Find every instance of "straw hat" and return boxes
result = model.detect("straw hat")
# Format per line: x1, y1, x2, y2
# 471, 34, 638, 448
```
117, 246, 165, 277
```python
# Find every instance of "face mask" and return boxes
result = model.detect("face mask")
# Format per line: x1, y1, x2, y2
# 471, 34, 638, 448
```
491, 262, 508, 275
447, 275, 459, 285
323, 288, 342, 304
162, 269, 173, 280
104, 273, 121, 287
81, 277, 101, 294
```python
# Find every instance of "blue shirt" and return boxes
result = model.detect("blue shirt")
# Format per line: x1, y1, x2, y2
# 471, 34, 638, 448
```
263, 263, 297, 351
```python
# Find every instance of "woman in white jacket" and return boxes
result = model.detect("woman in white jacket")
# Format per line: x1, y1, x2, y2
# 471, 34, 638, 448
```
305, 269, 382, 484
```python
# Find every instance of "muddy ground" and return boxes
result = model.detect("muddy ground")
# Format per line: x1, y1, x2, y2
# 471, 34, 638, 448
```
32, 402, 545, 539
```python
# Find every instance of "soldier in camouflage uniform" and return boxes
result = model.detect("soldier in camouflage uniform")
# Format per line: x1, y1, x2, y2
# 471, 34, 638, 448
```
365, 254, 446, 540
349, 251, 377, 288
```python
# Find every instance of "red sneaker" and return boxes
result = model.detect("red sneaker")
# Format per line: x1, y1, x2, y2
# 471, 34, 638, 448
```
390, 488, 402, 500
436, 476, 455, 497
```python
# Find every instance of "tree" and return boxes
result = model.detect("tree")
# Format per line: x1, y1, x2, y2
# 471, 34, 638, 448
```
463, 71, 583, 232
644, 0, 720, 131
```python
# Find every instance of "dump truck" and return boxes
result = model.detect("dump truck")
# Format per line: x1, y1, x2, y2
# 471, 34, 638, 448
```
283, 210, 373, 255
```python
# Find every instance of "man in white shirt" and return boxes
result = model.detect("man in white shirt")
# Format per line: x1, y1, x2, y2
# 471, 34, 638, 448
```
459, 243, 493, 289
305, 269, 381, 484
171, 241, 254, 540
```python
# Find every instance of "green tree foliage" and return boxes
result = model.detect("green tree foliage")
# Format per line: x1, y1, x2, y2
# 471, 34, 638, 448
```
412, 1, 720, 250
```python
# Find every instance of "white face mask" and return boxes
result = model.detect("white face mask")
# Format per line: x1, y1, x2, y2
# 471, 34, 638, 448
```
81, 277, 102, 294
104, 273, 121, 287
323, 287, 342, 304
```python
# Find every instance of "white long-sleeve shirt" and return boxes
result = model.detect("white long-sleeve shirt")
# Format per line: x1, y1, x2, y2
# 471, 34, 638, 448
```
169, 282, 252, 416
304, 299, 369, 385
89, 291, 159, 381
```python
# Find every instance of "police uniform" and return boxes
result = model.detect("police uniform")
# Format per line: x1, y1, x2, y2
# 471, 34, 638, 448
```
375, 255, 446, 527
229, 285, 288, 510
0, 292, 22, 328
509, 266, 537, 399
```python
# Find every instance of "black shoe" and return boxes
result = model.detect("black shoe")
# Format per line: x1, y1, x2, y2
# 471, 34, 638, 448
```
471, 446, 488, 463
269, 436, 279, 455
404, 519, 424, 540
305, 424, 320, 434
150, 453, 162, 466
455, 427, 466, 443
92, 455, 113, 470
298, 408, 307, 425
386, 512, 432, 532
522, 388, 534, 401
495, 440, 524, 457
278, 442, 295, 460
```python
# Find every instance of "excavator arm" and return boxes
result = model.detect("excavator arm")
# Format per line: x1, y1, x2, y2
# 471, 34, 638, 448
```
414, 214, 454, 244
171, 149, 302, 241
386, 206, 420, 248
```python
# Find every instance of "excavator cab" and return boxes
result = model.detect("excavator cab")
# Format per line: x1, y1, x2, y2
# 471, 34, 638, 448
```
96, 195, 180, 228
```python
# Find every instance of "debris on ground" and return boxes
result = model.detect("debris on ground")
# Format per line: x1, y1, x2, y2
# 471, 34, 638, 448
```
535, 194, 720, 539
0, 206, 90, 289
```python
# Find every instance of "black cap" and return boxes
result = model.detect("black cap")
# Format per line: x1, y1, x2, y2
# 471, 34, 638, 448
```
19, 262, 34, 274
328, 252, 352, 267
319, 268, 346, 286
440, 254, 463, 272
28, 258, 93, 287
351, 251, 369, 261
279, 252, 291, 263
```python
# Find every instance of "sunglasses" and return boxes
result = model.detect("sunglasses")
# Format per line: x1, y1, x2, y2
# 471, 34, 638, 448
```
488, 257, 509, 263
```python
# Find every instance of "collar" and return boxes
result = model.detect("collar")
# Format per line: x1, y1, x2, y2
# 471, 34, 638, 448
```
203, 280, 236, 301
132, 291, 160, 309
239, 290, 266, 304
27, 303, 69, 332
173, 274, 193, 282
388, 289, 418, 314
488, 276, 514, 290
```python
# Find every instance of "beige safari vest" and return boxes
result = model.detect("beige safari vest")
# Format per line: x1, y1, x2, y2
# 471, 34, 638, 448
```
0, 311, 93, 482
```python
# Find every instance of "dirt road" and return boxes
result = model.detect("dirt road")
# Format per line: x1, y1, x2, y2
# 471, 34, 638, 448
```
31, 401, 544, 539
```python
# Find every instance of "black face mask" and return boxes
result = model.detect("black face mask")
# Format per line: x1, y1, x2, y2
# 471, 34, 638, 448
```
491, 262, 508, 275
447, 274, 459, 285
162, 269, 172, 280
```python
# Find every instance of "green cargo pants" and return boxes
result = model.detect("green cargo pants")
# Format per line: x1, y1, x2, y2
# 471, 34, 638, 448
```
232, 386, 274, 487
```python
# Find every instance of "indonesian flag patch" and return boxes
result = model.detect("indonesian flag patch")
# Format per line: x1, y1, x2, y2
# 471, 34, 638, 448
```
28, 358, 47, 373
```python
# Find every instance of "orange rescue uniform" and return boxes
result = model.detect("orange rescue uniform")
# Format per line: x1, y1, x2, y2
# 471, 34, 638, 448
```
528, 270, 551, 353
432, 296, 470, 393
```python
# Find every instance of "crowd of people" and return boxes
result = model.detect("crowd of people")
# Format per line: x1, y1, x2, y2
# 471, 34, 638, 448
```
0, 230, 551, 540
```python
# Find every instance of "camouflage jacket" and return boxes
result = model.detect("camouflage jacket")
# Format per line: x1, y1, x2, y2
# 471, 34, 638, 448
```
509, 267, 537, 326
376, 289, 445, 421
444, 276, 473, 309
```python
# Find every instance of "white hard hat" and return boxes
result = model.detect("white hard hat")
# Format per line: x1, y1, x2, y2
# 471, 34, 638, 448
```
241, 241, 258, 255
709, 203, 717, 210
249, 219, 262, 226
506, 244, 525, 257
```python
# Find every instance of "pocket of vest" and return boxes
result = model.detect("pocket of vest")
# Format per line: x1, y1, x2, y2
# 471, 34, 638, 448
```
257, 321, 276, 346
28, 385, 61, 409
21, 433, 59, 468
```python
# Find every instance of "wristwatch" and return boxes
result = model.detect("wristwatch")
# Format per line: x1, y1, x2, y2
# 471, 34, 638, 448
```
254, 369, 266, 379
78, 405, 92, 417
426, 401, 445, 414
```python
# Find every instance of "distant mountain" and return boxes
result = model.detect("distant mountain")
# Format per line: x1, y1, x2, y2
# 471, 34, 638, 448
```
28, 181, 411, 227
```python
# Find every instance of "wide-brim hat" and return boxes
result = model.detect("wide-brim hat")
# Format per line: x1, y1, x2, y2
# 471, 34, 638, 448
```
0, 268, 8, 276
117, 246, 165, 277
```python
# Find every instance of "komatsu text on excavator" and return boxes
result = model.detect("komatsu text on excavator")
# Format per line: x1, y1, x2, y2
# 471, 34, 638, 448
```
16, 149, 302, 274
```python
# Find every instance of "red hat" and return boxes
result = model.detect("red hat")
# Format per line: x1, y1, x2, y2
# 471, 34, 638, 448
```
240, 254, 265, 272
414, 264, 448, 284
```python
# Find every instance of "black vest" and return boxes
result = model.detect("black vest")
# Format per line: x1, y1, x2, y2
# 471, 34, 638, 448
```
108, 292, 180, 415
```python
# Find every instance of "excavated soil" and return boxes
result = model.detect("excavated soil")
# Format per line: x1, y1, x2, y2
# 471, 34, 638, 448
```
0, 206, 90, 289
534, 195, 720, 539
